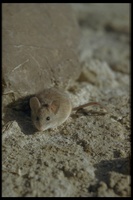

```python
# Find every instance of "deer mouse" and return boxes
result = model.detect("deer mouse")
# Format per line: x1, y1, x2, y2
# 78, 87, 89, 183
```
30, 87, 106, 131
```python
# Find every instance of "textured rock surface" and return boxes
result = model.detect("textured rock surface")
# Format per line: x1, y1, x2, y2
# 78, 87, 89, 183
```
2, 3, 81, 99
2, 3, 130, 197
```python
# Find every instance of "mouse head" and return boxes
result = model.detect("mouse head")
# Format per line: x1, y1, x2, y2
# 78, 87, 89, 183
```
30, 96, 60, 131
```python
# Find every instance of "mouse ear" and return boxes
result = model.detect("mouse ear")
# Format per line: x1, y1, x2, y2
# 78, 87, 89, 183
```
49, 100, 60, 114
30, 97, 41, 113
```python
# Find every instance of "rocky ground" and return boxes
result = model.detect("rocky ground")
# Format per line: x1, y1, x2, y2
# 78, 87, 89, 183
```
2, 3, 130, 197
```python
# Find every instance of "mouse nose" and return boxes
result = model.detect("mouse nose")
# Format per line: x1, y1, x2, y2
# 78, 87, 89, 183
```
38, 127, 45, 131
36, 125, 44, 132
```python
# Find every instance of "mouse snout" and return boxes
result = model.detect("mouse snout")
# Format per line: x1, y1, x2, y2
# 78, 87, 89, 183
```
36, 124, 48, 131
34, 123, 44, 131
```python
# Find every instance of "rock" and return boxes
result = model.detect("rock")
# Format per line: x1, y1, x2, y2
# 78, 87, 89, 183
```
2, 3, 81, 99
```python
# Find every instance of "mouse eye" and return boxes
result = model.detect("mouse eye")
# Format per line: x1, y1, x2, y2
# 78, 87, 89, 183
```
46, 116, 50, 121
36, 116, 39, 121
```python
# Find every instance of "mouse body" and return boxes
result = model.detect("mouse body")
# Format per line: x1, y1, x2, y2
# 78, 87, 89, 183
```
30, 88, 72, 131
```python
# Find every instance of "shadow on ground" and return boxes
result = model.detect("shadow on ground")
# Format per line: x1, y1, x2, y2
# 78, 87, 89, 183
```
3, 95, 37, 135
94, 157, 130, 183
88, 157, 130, 195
